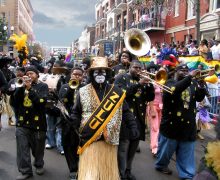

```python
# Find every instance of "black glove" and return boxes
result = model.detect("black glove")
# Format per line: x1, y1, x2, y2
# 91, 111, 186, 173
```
130, 128, 140, 140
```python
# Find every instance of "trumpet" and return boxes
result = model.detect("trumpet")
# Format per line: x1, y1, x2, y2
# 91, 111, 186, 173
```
15, 76, 31, 88
68, 79, 79, 89
15, 78, 24, 87
138, 68, 173, 94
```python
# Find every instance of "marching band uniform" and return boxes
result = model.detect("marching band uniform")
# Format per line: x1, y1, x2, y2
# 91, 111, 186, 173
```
0, 55, 16, 125
112, 51, 132, 76
0, 69, 8, 93
58, 67, 84, 180
70, 57, 139, 180
11, 66, 49, 180
155, 64, 207, 179
0, 69, 8, 130
114, 60, 155, 179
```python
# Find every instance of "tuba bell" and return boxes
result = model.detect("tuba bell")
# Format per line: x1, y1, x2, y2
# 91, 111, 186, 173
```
124, 28, 151, 57
68, 79, 79, 89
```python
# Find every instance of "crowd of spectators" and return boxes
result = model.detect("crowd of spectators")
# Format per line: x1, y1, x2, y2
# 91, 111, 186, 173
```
148, 39, 220, 63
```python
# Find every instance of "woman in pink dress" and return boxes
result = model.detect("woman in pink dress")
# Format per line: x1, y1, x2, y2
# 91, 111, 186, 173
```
147, 85, 163, 156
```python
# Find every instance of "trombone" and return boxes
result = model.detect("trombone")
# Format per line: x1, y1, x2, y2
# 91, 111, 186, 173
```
68, 79, 79, 89
196, 68, 218, 84
138, 68, 173, 94
195, 68, 214, 79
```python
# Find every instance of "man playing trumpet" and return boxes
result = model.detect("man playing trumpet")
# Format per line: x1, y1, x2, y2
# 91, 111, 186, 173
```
59, 67, 85, 180
11, 66, 49, 180
155, 64, 207, 180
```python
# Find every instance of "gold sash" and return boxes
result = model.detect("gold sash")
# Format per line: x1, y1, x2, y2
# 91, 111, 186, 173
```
78, 85, 126, 154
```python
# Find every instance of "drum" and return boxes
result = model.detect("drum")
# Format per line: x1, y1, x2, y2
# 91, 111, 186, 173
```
39, 73, 61, 90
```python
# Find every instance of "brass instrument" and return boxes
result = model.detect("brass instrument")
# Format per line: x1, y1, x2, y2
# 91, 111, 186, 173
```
15, 78, 24, 87
68, 79, 79, 89
197, 68, 214, 78
124, 28, 151, 56
15, 76, 31, 88
139, 68, 173, 94
195, 68, 218, 83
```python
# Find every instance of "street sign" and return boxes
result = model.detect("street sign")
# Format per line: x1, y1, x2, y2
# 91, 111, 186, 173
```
104, 42, 113, 57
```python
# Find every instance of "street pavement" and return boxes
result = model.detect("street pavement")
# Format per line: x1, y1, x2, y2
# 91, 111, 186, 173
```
0, 114, 216, 180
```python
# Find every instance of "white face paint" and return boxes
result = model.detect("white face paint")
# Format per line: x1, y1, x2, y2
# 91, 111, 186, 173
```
93, 69, 106, 84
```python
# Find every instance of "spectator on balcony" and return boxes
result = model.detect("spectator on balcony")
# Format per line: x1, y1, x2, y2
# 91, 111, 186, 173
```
188, 41, 199, 56
211, 39, 220, 60
198, 39, 208, 60
150, 44, 157, 56
131, 21, 135, 28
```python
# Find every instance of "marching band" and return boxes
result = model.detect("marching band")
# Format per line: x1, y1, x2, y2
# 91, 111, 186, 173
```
0, 29, 220, 180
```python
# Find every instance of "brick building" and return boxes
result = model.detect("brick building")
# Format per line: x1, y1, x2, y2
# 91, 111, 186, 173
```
165, 0, 220, 44
94, 0, 220, 53
0, 0, 34, 53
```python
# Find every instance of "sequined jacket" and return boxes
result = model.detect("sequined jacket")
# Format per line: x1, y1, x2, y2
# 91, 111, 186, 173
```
160, 76, 206, 141
70, 83, 137, 145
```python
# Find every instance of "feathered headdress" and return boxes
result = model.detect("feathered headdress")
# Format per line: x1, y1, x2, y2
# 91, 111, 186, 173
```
9, 33, 29, 66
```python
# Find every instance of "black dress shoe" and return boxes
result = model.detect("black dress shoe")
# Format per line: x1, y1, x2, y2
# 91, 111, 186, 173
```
136, 146, 141, 153
152, 153, 157, 158
126, 169, 136, 180
155, 167, 172, 175
16, 173, 33, 180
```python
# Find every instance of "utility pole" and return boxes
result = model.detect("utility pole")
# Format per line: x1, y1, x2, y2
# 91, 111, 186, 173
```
195, 0, 200, 43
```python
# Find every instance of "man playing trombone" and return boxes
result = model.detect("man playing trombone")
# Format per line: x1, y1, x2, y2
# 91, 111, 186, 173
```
115, 60, 155, 180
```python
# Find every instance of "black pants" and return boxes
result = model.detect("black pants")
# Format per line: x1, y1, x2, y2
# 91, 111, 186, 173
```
118, 139, 139, 178
16, 127, 46, 175
63, 145, 79, 173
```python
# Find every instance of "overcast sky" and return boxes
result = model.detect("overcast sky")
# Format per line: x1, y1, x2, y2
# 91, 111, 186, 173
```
32, 0, 96, 47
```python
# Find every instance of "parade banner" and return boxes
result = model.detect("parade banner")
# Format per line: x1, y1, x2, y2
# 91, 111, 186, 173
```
65, 53, 72, 62
139, 56, 220, 69
179, 56, 220, 70
138, 56, 151, 65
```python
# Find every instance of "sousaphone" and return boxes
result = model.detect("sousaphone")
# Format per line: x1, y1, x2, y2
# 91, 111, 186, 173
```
124, 28, 151, 57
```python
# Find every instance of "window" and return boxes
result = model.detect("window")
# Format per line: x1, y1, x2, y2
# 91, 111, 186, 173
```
0, 0, 6, 6
174, 0, 180, 17
210, 0, 220, 11
187, 0, 195, 19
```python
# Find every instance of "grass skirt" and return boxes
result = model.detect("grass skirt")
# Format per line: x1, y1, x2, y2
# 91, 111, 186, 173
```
78, 141, 120, 180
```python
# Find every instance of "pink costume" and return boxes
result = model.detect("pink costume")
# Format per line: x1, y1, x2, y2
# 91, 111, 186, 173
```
147, 85, 163, 154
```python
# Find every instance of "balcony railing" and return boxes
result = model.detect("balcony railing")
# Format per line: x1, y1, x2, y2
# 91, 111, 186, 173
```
96, 14, 107, 23
116, 0, 127, 6
95, 18, 165, 43
128, 18, 165, 31
95, 33, 109, 43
